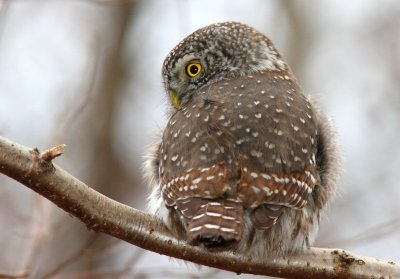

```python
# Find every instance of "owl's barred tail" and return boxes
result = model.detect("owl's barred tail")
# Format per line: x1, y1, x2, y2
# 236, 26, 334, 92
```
187, 199, 243, 246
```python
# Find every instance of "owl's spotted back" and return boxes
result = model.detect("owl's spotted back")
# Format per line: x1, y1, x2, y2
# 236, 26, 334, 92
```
147, 22, 340, 255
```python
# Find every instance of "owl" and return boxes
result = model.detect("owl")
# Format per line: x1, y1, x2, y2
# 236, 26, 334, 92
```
145, 22, 340, 256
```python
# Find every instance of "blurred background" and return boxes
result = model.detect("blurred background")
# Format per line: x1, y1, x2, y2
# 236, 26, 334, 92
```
1, 0, 400, 278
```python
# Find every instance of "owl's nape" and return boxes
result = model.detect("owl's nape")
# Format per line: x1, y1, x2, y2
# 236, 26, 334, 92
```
146, 21, 340, 255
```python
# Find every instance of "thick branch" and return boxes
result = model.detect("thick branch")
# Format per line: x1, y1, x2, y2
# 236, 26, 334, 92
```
0, 136, 398, 278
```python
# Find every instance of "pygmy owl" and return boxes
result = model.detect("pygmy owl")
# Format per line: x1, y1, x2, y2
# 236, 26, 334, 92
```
145, 22, 340, 256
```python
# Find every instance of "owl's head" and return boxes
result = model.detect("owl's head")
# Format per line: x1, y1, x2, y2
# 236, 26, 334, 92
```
162, 21, 287, 110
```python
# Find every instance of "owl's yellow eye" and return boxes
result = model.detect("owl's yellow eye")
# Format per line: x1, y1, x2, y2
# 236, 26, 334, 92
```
186, 63, 202, 77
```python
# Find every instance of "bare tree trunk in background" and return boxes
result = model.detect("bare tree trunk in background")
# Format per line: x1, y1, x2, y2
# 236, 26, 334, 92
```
85, 3, 139, 201
277, 1, 313, 83
83, 3, 141, 273
34, 2, 144, 276
58, 2, 143, 275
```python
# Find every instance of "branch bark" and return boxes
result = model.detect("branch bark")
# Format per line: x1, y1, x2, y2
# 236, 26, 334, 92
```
0, 136, 398, 279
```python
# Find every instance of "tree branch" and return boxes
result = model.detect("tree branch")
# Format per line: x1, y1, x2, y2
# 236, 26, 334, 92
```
0, 136, 398, 279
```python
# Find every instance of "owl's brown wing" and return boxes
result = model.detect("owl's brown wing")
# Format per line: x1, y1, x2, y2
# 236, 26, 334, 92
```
236, 165, 317, 229
221, 71, 319, 229
159, 95, 244, 243
159, 71, 319, 238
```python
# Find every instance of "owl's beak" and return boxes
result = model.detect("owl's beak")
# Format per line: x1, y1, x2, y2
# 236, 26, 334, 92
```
169, 90, 181, 109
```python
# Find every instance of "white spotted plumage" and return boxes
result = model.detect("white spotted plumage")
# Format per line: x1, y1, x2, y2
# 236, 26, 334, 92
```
145, 21, 340, 257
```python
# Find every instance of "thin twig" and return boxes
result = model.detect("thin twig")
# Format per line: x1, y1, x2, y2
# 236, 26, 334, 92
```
0, 271, 29, 279
40, 144, 66, 162
114, 249, 146, 279
42, 236, 98, 279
